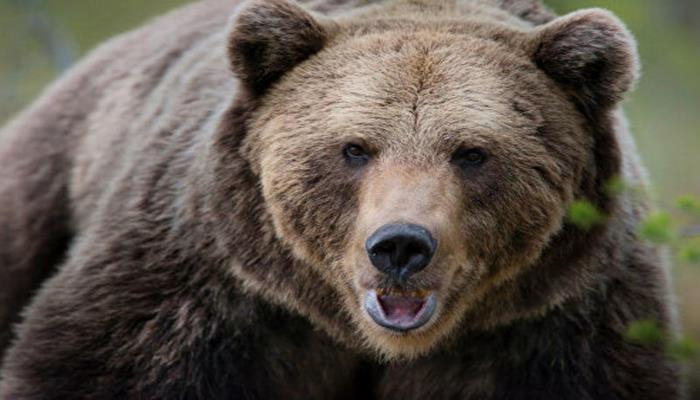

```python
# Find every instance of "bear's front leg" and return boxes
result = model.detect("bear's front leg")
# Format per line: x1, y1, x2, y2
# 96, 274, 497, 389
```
0, 246, 363, 400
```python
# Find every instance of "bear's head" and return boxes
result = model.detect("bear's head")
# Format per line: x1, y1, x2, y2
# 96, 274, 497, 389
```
215, 0, 638, 359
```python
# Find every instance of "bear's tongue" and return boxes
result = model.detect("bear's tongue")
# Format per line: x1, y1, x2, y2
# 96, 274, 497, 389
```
377, 293, 426, 323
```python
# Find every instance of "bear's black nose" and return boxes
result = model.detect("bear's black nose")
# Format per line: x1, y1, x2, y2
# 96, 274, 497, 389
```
365, 223, 437, 281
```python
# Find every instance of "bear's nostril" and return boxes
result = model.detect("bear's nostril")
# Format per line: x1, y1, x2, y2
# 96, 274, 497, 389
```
373, 242, 396, 256
398, 243, 427, 267
365, 223, 437, 281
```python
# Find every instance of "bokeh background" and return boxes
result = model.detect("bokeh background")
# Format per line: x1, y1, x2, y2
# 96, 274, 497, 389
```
1, 0, 699, 395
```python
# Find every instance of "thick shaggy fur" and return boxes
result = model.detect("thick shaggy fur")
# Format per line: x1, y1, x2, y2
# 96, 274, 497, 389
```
0, 0, 684, 398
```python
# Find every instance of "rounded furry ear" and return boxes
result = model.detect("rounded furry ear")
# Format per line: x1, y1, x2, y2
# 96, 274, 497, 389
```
228, 0, 335, 95
530, 9, 639, 113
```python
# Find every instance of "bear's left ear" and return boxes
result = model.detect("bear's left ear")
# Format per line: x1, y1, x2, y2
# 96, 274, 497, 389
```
529, 9, 639, 113
228, 0, 336, 96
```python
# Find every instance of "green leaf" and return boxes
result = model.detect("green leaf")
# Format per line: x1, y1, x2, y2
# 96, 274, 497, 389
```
638, 212, 675, 244
676, 194, 700, 217
669, 337, 700, 361
679, 238, 700, 264
604, 176, 626, 197
625, 319, 664, 345
566, 200, 605, 230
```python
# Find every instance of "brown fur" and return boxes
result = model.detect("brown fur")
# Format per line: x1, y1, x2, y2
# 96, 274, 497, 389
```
0, 0, 684, 398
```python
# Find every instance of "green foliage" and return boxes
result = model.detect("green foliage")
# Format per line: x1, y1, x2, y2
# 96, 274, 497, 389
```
638, 212, 675, 244
626, 319, 664, 345
669, 337, 700, 361
679, 238, 700, 264
604, 176, 626, 197
625, 320, 700, 361
677, 194, 700, 217
566, 200, 605, 230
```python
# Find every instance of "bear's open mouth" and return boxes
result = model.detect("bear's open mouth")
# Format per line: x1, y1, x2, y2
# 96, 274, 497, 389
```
363, 289, 437, 332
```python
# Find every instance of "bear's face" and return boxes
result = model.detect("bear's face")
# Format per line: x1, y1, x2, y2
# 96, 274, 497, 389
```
228, 0, 637, 358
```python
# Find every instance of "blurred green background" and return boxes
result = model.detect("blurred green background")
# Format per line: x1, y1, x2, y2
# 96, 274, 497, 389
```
0, 0, 698, 394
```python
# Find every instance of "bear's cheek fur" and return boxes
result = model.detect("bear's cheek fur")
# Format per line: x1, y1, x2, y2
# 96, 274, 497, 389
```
257, 131, 362, 288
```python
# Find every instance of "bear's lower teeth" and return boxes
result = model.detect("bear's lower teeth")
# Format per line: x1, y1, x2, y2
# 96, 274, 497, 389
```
376, 288, 429, 298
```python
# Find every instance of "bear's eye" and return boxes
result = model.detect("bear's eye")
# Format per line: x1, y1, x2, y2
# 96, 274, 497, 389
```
452, 148, 487, 169
343, 143, 369, 167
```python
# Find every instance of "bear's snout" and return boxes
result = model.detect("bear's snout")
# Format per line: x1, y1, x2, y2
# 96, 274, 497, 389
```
365, 223, 436, 282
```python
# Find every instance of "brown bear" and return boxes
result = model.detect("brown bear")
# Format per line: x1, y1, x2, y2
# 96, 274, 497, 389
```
0, 0, 685, 398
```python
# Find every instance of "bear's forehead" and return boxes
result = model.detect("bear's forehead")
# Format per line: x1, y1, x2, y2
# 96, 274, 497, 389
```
266, 32, 551, 146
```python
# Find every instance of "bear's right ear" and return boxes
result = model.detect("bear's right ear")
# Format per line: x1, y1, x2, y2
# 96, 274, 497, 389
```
228, 0, 335, 95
